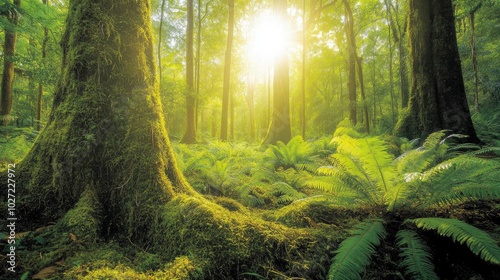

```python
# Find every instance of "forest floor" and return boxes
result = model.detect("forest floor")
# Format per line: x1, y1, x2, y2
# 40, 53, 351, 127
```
1, 125, 500, 279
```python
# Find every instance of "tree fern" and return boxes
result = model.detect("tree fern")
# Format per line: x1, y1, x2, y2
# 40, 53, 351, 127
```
328, 219, 386, 280
396, 230, 438, 280
422, 184, 500, 208
408, 218, 500, 265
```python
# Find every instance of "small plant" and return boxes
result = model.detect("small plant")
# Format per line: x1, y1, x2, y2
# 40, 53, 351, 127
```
306, 129, 500, 279
265, 136, 318, 171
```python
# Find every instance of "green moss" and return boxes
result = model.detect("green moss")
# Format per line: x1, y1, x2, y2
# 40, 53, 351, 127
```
147, 195, 332, 279
272, 198, 369, 228
207, 195, 248, 212
57, 189, 100, 243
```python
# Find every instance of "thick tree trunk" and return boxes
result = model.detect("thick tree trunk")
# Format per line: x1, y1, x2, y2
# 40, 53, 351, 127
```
181, 0, 197, 143
220, 0, 234, 142
396, 0, 479, 143
262, 0, 292, 145
0, 0, 20, 126
17, 0, 195, 238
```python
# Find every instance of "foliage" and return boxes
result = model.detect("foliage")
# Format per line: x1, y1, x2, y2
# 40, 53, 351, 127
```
312, 128, 500, 278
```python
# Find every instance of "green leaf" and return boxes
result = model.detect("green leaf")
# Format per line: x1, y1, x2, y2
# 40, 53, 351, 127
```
328, 219, 386, 280
396, 230, 438, 280
409, 218, 500, 265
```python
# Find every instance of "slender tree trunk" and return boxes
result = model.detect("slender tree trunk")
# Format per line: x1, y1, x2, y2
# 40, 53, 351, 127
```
262, 0, 292, 145
158, 0, 166, 88
470, 12, 479, 112
300, 0, 306, 139
356, 56, 369, 133
343, 0, 357, 126
372, 58, 377, 128
36, 0, 49, 131
211, 107, 217, 138
339, 65, 344, 119
247, 72, 255, 142
181, 0, 197, 143
387, 22, 396, 124
220, 0, 234, 142
0, 0, 21, 126
396, 0, 479, 143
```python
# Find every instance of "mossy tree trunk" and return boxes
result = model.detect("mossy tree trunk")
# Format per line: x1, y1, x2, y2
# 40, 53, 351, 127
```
9, 1, 332, 278
396, 0, 480, 143
17, 0, 195, 239
0, 0, 20, 126
343, 0, 357, 126
262, 0, 292, 145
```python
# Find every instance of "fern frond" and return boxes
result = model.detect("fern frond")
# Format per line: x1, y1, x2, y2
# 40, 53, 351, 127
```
408, 218, 500, 265
422, 131, 447, 150
328, 219, 386, 280
271, 182, 307, 204
396, 230, 438, 280
422, 185, 500, 208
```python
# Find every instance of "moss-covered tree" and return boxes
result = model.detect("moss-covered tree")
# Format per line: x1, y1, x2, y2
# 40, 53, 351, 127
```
0, 0, 21, 126
10, 0, 330, 278
396, 0, 480, 143
220, 0, 234, 142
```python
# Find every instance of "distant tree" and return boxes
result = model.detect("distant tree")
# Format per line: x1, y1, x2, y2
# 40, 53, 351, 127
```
181, 0, 197, 143
396, 0, 480, 143
0, 0, 21, 126
220, 0, 234, 142
262, 0, 292, 145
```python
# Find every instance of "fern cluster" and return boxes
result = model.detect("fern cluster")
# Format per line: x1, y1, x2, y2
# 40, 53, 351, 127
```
309, 129, 500, 279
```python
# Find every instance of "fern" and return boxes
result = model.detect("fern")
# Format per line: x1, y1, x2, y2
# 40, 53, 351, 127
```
409, 218, 500, 265
328, 219, 386, 280
396, 230, 438, 280
422, 185, 500, 208
270, 182, 307, 204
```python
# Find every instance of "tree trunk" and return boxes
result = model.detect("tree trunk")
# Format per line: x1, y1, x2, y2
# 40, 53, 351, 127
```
36, 0, 49, 131
220, 0, 234, 142
396, 0, 480, 143
158, 0, 166, 87
262, 0, 292, 145
343, 0, 357, 126
247, 72, 256, 142
300, 0, 306, 139
0, 0, 21, 126
356, 56, 370, 133
470, 12, 479, 112
181, 0, 197, 143
7, 2, 331, 278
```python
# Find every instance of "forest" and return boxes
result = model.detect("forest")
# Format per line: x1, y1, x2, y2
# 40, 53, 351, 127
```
0, 0, 500, 279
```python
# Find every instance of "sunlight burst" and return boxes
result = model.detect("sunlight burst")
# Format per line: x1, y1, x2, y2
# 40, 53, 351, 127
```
247, 11, 292, 66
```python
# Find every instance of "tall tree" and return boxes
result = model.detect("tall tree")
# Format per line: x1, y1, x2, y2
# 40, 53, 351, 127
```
396, 0, 480, 143
343, 0, 357, 126
0, 0, 21, 126
263, 0, 292, 145
220, 0, 234, 142
181, 0, 197, 143
36, 0, 49, 131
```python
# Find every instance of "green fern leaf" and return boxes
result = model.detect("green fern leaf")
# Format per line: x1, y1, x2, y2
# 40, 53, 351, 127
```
396, 230, 438, 280
423, 185, 500, 208
328, 219, 386, 280
409, 218, 500, 265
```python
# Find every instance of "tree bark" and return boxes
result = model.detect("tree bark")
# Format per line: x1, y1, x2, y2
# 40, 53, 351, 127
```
262, 0, 292, 145
181, 0, 197, 143
220, 0, 234, 142
0, 0, 21, 126
343, 0, 357, 126
469, 12, 479, 112
36, 0, 49, 131
396, 0, 480, 143
356, 56, 370, 133
300, 0, 306, 139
